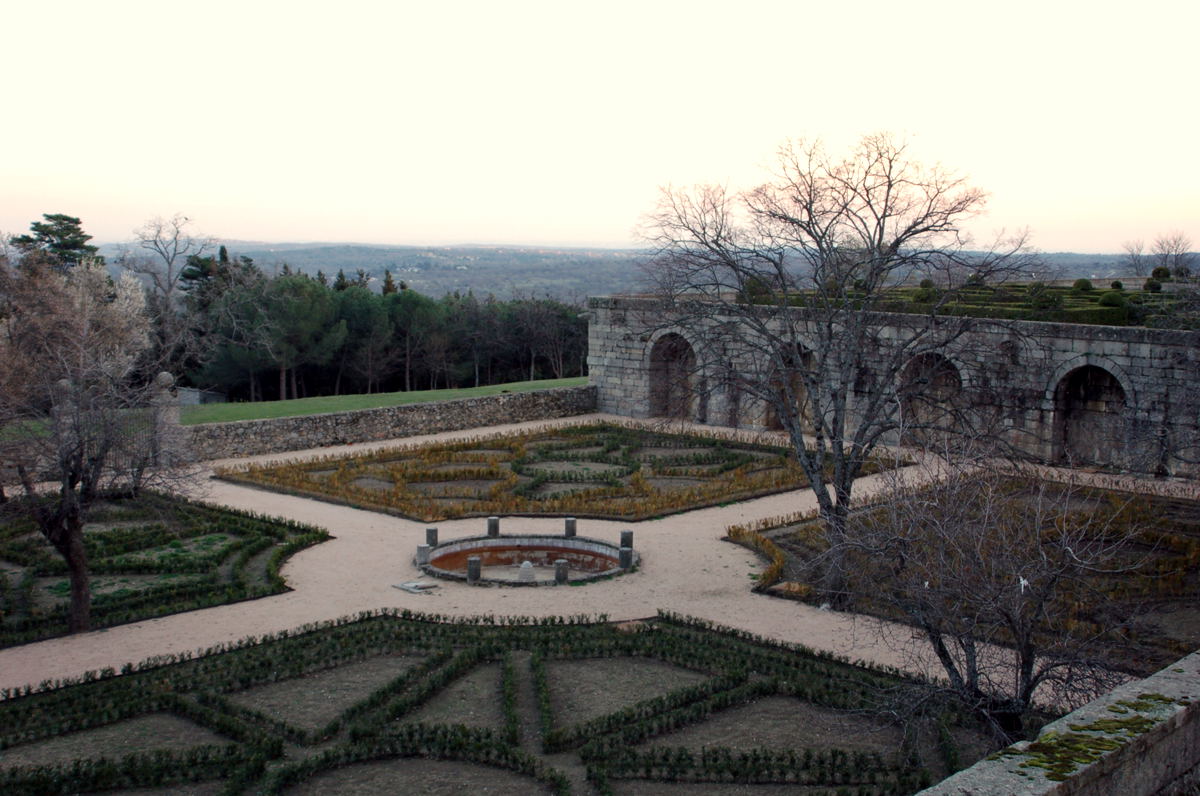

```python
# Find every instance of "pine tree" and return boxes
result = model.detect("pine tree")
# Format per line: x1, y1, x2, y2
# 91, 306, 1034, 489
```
9, 213, 101, 269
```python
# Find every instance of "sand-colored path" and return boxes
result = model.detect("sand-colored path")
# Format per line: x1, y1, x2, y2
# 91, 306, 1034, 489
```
3, 413, 1188, 694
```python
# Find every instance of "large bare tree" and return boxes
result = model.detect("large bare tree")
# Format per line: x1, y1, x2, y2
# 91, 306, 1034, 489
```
642, 134, 1035, 602
116, 214, 213, 373
0, 258, 186, 632
839, 446, 1139, 744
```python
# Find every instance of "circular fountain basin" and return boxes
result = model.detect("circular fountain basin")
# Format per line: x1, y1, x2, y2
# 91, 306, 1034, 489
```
420, 535, 634, 586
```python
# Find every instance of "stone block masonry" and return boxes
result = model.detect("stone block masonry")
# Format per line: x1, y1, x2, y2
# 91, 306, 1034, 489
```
587, 295, 1200, 476
919, 649, 1200, 796
184, 385, 597, 460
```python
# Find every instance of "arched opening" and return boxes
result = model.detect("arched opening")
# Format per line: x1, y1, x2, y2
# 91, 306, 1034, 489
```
899, 353, 963, 444
648, 334, 696, 419
765, 344, 813, 431
1054, 365, 1126, 467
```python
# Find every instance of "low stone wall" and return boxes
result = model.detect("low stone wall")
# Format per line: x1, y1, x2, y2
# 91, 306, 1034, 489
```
920, 650, 1200, 795
184, 385, 598, 460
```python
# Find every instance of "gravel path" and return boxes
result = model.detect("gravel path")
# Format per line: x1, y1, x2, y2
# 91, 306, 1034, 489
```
2, 412, 1122, 694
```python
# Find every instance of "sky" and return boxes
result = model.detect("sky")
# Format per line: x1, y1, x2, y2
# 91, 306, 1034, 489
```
3, 0, 1197, 253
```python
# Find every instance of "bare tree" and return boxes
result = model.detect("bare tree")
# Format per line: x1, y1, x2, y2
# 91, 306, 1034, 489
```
116, 214, 213, 372
841, 447, 1141, 744
1152, 232, 1195, 278
0, 258, 190, 632
642, 134, 1035, 602
1121, 239, 1148, 277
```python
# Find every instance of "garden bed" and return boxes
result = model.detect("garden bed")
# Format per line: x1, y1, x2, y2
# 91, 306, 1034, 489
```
0, 493, 329, 649
216, 423, 889, 522
0, 611, 1005, 795
736, 487, 1200, 677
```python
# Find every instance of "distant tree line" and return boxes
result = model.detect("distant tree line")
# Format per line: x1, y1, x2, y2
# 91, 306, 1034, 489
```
6, 214, 589, 403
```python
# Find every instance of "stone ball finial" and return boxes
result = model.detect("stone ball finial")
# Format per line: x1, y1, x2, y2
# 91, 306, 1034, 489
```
55, 378, 72, 393
155, 372, 175, 390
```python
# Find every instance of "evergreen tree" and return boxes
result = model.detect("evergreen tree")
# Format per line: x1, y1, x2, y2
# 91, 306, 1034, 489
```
9, 213, 101, 270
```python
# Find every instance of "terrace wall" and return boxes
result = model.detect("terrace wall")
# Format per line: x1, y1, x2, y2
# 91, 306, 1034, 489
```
183, 385, 597, 460
918, 650, 1200, 796
586, 295, 1200, 476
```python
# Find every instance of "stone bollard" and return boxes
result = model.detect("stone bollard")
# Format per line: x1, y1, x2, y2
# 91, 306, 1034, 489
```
564, 517, 577, 538
487, 516, 500, 537
426, 527, 438, 547
416, 544, 431, 565
620, 529, 634, 549
555, 559, 569, 584
619, 546, 633, 569
467, 556, 482, 583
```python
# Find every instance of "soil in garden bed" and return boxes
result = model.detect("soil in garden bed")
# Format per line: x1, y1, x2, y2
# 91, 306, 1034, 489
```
0, 713, 232, 770
548, 657, 711, 727
79, 784, 226, 796
400, 663, 506, 730
226, 653, 426, 733
282, 757, 556, 795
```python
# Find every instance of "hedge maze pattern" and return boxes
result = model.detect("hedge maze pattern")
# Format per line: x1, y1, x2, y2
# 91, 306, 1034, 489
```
0, 612, 985, 795
0, 493, 329, 647
217, 423, 830, 522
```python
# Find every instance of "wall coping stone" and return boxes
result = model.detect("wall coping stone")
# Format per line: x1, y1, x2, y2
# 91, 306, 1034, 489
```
919, 650, 1200, 795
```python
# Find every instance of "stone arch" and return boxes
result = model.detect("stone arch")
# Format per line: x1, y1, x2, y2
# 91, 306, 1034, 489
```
1043, 354, 1137, 410
1051, 363, 1128, 467
898, 352, 964, 442
765, 344, 813, 431
647, 332, 697, 419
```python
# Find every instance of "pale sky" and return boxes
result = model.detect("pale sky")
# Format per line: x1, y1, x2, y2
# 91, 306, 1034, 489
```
3, 0, 1197, 253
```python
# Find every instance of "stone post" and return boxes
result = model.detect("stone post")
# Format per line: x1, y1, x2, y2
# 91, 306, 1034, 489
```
620, 529, 633, 549
619, 546, 633, 569
564, 517, 577, 537
555, 559, 568, 584
487, 516, 500, 537
467, 556, 481, 583
426, 527, 438, 547
416, 544, 431, 565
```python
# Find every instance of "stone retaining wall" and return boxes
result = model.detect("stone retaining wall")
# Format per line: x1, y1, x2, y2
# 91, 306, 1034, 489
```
920, 650, 1200, 795
184, 385, 597, 460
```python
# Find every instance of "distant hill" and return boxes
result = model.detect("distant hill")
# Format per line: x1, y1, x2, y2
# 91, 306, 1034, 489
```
97, 241, 1141, 299
217, 243, 649, 299
1034, 252, 1129, 281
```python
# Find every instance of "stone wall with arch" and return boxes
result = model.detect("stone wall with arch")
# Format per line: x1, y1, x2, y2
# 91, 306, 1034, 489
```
586, 295, 1200, 475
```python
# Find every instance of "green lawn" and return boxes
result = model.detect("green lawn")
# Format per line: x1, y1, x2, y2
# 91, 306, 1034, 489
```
180, 377, 589, 425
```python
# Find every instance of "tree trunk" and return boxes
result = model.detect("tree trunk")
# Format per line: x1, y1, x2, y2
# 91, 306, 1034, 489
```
53, 513, 91, 634
279, 367, 287, 401
819, 502, 851, 606
404, 339, 412, 392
